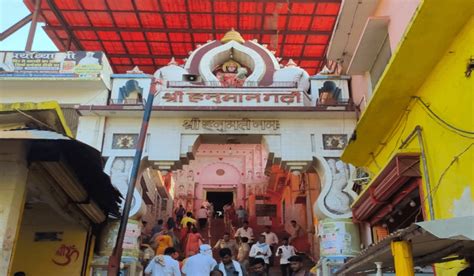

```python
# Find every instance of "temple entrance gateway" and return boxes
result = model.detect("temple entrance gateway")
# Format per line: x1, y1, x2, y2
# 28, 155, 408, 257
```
206, 191, 234, 218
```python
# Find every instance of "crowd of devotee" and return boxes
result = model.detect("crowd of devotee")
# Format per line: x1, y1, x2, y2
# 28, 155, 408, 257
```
141, 202, 314, 276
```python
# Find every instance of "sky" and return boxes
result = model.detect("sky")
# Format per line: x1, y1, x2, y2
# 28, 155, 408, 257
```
0, 0, 58, 51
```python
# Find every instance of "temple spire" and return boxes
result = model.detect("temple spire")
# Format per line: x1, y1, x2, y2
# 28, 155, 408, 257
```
286, 59, 298, 67
168, 57, 178, 66
126, 66, 143, 74
221, 28, 245, 44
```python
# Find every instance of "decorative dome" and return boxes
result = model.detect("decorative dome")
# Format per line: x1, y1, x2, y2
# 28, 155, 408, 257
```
168, 57, 179, 66
273, 61, 310, 91
154, 57, 188, 81
221, 28, 245, 44
317, 65, 333, 75
286, 59, 298, 68
126, 66, 144, 74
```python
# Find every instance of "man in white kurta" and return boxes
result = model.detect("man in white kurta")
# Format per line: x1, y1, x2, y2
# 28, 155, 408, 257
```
249, 235, 272, 265
234, 221, 254, 242
276, 237, 296, 276
182, 244, 217, 276
144, 247, 180, 276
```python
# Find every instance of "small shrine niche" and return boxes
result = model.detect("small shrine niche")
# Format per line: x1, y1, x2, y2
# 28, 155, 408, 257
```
213, 58, 252, 87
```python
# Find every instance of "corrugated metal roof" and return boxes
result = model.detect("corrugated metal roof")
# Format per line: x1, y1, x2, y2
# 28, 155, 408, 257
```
335, 217, 474, 275
23, 0, 341, 75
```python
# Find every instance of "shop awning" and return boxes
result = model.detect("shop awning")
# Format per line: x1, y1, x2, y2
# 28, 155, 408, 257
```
352, 154, 421, 225
335, 216, 474, 275
0, 102, 122, 221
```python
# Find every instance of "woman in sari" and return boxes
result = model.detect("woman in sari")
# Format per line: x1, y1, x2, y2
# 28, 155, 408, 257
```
185, 227, 204, 257
180, 221, 192, 246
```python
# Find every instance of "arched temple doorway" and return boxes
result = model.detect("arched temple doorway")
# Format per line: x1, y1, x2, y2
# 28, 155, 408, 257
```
196, 161, 242, 214
173, 135, 269, 215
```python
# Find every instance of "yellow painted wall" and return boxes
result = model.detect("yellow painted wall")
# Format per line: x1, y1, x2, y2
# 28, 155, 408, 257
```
359, 16, 473, 275
11, 203, 90, 276
363, 15, 474, 220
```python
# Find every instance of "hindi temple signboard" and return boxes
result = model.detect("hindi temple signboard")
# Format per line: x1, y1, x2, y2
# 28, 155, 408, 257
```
0, 51, 106, 79
155, 90, 310, 107
182, 118, 280, 133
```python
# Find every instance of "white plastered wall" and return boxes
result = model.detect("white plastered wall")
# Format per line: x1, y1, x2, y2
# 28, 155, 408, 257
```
76, 116, 106, 151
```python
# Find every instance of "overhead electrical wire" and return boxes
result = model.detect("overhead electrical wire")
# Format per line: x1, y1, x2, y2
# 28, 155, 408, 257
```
413, 96, 474, 137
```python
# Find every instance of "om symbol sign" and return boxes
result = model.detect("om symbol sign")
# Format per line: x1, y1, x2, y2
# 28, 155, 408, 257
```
52, 244, 80, 266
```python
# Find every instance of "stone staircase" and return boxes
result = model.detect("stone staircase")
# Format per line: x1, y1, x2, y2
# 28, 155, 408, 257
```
197, 218, 314, 275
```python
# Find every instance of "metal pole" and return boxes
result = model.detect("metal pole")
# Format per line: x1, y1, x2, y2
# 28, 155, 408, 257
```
25, 0, 41, 51
108, 78, 160, 276
0, 14, 32, 42
399, 125, 435, 220
415, 126, 435, 220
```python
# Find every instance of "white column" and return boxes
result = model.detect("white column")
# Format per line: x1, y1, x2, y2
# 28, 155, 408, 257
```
375, 261, 383, 276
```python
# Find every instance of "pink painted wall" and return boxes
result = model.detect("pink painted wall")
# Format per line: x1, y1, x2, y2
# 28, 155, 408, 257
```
373, 0, 421, 52
198, 162, 242, 185
195, 162, 244, 209
351, 74, 370, 112
350, 0, 421, 111
173, 143, 269, 213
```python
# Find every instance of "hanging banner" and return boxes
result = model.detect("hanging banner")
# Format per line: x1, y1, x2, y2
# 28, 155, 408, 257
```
0, 51, 105, 79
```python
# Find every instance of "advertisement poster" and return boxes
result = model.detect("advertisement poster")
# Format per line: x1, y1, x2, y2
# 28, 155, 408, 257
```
0, 51, 104, 79
319, 219, 360, 257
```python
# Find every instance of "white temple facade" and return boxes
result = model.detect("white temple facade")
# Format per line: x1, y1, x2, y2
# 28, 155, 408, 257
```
1, 29, 359, 264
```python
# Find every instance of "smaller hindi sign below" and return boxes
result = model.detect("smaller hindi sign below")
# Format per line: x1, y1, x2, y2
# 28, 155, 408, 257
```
183, 118, 280, 134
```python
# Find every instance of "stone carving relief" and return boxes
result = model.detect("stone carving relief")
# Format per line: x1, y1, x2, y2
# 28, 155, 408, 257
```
105, 156, 145, 219
254, 181, 269, 196
174, 169, 195, 199
110, 157, 134, 191
315, 157, 358, 219
112, 134, 138, 149
322, 134, 347, 150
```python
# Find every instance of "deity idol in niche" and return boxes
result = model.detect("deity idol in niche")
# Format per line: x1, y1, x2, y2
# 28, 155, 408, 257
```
214, 59, 249, 87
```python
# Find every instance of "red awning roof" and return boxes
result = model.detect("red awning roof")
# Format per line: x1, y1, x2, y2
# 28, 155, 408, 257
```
24, 0, 341, 75
352, 154, 421, 225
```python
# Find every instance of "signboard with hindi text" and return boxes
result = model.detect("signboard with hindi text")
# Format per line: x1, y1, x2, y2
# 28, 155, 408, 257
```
0, 51, 110, 79
155, 90, 311, 107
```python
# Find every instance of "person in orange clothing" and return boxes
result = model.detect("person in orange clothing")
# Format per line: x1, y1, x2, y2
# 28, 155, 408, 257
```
180, 221, 193, 246
185, 227, 204, 257
154, 229, 174, 255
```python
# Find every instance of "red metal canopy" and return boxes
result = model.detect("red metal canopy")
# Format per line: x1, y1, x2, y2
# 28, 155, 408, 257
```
352, 154, 421, 225
24, 0, 341, 75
